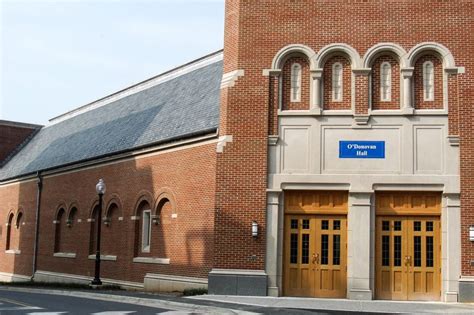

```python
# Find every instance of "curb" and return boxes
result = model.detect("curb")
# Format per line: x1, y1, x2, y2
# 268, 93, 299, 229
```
0, 286, 257, 315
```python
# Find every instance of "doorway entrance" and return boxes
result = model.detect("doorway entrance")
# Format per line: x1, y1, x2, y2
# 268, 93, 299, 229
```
375, 192, 441, 301
283, 191, 348, 298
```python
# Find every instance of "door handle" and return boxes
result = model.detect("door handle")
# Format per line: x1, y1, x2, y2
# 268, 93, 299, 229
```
312, 253, 319, 264
404, 255, 412, 266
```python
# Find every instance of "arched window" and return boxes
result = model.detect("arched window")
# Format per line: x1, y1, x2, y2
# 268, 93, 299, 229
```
89, 205, 100, 255
423, 61, 434, 101
332, 62, 343, 102
380, 62, 392, 101
54, 208, 65, 253
290, 63, 302, 102
5, 213, 14, 250
67, 207, 77, 227
15, 212, 23, 229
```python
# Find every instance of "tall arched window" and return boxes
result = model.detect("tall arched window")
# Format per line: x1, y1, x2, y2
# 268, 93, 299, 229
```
332, 62, 343, 102
5, 213, 14, 250
380, 62, 392, 101
290, 63, 302, 102
423, 61, 434, 101
54, 208, 65, 253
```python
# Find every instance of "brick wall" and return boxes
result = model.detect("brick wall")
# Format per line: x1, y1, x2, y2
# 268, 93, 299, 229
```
0, 140, 217, 282
216, 0, 473, 276
0, 124, 38, 165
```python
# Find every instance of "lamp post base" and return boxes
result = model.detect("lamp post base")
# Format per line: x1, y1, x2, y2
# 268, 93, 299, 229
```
91, 279, 102, 286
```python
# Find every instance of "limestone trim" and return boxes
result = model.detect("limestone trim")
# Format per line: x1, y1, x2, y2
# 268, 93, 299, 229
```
88, 254, 117, 261
220, 70, 245, 89
271, 44, 317, 70
316, 43, 362, 69
216, 135, 233, 153
407, 42, 455, 68
53, 252, 77, 259
133, 257, 170, 265
5, 249, 21, 255
363, 43, 409, 68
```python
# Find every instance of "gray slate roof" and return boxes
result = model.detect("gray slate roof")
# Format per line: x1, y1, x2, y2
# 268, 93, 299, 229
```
0, 58, 223, 181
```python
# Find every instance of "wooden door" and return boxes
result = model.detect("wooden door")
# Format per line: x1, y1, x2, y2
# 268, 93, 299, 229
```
283, 215, 347, 298
314, 216, 347, 298
406, 217, 441, 301
375, 216, 441, 301
375, 217, 408, 300
283, 215, 316, 297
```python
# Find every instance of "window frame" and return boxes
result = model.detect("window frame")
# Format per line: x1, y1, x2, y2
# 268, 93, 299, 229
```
141, 209, 152, 253
423, 60, 435, 101
290, 63, 302, 103
332, 62, 343, 102
380, 61, 392, 102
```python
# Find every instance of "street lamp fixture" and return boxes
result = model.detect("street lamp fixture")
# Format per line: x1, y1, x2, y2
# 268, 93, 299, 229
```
91, 179, 106, 286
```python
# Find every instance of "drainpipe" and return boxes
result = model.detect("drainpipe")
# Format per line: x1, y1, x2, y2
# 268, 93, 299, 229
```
32, 171, 42, 281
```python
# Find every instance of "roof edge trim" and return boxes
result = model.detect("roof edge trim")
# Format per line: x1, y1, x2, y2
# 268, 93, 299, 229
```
47, 50, 224, 127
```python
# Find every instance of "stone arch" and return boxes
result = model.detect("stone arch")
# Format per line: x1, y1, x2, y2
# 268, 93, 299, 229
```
105, 194, 124, 219
271, 44, 318, 70
316, 43, 362, 69
132, 190, 154, 217
363, 43, 408, 68
407, 42, 455, 68
154, 188, 177, 217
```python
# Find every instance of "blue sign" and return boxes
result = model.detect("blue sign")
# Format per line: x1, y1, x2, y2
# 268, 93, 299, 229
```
339, 141, 385, 159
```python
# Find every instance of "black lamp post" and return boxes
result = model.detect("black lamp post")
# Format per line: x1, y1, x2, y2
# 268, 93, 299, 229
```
91, 178, 106, 286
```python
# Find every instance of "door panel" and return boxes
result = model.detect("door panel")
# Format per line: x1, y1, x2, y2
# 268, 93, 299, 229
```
283, 215, 346, 298
283, 216, 316, 297
375, 216, 440, 301
406, 217, 441, 301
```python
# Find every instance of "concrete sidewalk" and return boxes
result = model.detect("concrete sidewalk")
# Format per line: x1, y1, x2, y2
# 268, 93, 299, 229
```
187, 295, 474, 314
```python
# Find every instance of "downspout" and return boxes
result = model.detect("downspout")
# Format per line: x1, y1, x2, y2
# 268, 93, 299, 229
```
32, 171, 42, 281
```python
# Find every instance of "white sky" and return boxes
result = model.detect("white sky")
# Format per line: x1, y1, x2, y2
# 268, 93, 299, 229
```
0, 0, 225, 125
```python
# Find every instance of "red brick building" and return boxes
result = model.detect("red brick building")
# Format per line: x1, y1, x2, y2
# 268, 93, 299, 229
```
1, 0, 473, 302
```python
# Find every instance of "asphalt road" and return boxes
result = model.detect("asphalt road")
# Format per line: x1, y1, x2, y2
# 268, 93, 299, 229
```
0, 288, 398, 315
0, 290, 170, 315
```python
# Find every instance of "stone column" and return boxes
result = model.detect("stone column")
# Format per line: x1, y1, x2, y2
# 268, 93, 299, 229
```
266, 189, 282, 296
310, 69, 323, 114
401, 67, 414, 114
442, 193, 461, 302
347, 192, 373, 300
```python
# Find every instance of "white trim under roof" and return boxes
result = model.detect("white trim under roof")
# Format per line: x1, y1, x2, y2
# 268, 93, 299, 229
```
47, 50, 224, 126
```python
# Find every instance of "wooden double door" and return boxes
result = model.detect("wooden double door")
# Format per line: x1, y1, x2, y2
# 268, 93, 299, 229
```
375, 216, 441, 301
283, 215, 347, 298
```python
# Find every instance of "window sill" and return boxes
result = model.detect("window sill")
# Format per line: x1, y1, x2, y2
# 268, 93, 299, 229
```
5, 249, 21, 255
133, 257, 170, 265
53, 252, 76, 259
88, 254, 117, 261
